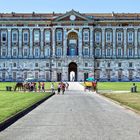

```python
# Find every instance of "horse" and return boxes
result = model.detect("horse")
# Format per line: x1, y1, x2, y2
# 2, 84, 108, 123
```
14, 82, 24, 91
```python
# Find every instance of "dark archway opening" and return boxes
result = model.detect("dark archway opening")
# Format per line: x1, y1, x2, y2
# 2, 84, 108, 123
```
68, 62, 77, 81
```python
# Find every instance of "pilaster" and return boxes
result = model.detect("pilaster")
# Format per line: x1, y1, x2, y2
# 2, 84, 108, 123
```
8, 29, 11, 58
29, 29, 33, 58
40, 29, 44, 58
113, 28, 116, 57
90, 27, 93, 57
18, 29, 22, 58
52, 28, 56, 57
134, 28, 138, 57
102, 28, 105, 57
124, 28, 127, 57
78, 28, 82, 56
63, 28, 67, 56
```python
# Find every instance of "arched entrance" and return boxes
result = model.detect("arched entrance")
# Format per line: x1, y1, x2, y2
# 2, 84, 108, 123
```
67, 32, 78, 56
68, 62, 77, 81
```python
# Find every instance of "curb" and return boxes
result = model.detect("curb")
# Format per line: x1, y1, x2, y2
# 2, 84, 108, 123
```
0, 93, 55, 132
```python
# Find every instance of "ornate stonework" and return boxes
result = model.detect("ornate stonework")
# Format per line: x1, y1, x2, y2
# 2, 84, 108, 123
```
0, 10, 140, 81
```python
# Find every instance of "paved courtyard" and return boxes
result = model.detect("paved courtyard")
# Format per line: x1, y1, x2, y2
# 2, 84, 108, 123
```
0, 82, 140, 140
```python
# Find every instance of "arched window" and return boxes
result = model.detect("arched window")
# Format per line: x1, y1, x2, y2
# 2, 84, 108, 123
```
95, 32, 101, 43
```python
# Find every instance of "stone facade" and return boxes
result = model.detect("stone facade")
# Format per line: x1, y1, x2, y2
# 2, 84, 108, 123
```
0, 10, 140, 81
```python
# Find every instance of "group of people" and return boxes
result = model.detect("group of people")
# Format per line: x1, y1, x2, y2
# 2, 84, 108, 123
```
57, 82, 69, 94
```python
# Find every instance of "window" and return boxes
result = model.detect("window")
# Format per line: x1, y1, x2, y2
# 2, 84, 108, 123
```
23, 32, 28, 42
35, 48, 39, 57
45, 48, 50, 57
46, 63, 49, 67
107, 63, 110, 67
13, 49, 17, 56
129, 62, 133, 67
96, 62, 100, 67
128, 32, 133, 43
45, 30, 50, 42
128, 48, 133, 56
106, 32, 112, 42
13, 72, 16, 80
83, 31, 89, 42
24, 48, 28, 57
3, 63, 5, 68
85, 63, 88, 67
24, 72, 27, 79
57, 48, 62, 56
13, 63, 16, 67
2, 72, 5, 80
107, 49, 111, 56
58, 63, 61, 67
34, 30, 39, 42
2, 49, 6, 57
1, 32, 7, 42
56, 30, 62, 41
35, 63, 38, 67
12, 32, 18, 42
118, 63, 121, 67
95, 48, 101, 56
117, 32, 122, 42
35, 72, 38, 79
84, 48, 89, 56
95, 32, 101, 43
118, 48, 122, 56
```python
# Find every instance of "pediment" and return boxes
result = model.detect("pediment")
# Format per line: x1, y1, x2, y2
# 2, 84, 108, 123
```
54, 10, 91, 22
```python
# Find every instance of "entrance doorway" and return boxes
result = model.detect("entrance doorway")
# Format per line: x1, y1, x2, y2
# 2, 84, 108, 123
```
68, 62, 77, 81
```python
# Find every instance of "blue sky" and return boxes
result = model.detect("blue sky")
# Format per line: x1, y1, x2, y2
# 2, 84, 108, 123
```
0, 0, 140, 13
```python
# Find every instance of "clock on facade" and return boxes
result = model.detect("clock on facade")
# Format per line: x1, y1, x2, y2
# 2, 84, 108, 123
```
70, 15, 76, 21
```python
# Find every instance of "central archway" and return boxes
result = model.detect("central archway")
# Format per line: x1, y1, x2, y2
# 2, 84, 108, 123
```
68, 62, 77, 81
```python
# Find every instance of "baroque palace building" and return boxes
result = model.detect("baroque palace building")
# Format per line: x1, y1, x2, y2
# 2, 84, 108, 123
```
0, 9, 140, 81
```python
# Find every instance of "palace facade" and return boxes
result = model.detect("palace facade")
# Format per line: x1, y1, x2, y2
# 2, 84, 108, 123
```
0, 10, 140, 81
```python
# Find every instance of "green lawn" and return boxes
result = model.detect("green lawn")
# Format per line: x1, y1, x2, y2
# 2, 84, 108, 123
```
0, 82, 58, 91
97, 82, 140, 91
102, 93, 140, 112
0, 91, 52, 123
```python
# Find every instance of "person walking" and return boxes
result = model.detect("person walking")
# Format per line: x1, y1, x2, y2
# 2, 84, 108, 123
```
41, 82, 45, 92
57, 83, 61, 94
62, 83, 66, 94
66, 82, 69, 90
38, 82, 41, 92
51, 83, 55, 93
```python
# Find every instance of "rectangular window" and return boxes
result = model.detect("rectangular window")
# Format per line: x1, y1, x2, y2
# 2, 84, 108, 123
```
56, 31, 62, 41
46, 63, 49, 67
1, 32, 7, 42
95, 32, 101, 43
85, 63, 88, 67
118, 63, 121, 67
35, 48, 39, 57
35, 72, 38, 79
45, 48, 50, 57
35, 63, 38, 67
95, 48, 100, 56
129, 62, 132, 67
2, 49, 6, 57
13, 49, 17, 56
107, 49, 111, 56
84, 48, 89, 56
2, 72, 5, 80
34, 31, 39, 42
107, 63, 110, 67
118, 48, 122, 56
106, 32, 112, 42
13, 63, 16, 67
23, 32, 28, 42
128, 48, 133, 56
13, 72, 16, 80
128, 32, 133, 43
12, 32, 18, 42
117, 32, 122, 42
58, 63, 61, 67
24, 48, 28, 57
24, 72, 27, 79
96, 62, 100, 67
57, 48, 62, 56
45, 31, 50, 42
84, 31, 89, 42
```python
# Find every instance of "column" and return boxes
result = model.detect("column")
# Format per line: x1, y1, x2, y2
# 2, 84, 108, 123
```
113, 28, 116, 57
134, 28, 138, 57
63, 28, 67, 56
40, 29, 44, 58
124, 28, 127, 57
78, 28, 82, 56
29, 29, 33, 58
8, 29, 11, 58
52, 28, 56, 57
18, 29, 22, 58
90, 27, 93, 57
102, 28, 105, 57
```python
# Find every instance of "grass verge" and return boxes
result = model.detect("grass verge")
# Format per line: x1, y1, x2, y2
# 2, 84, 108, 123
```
0, 91, 52, 123
102, 93, 140, 112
